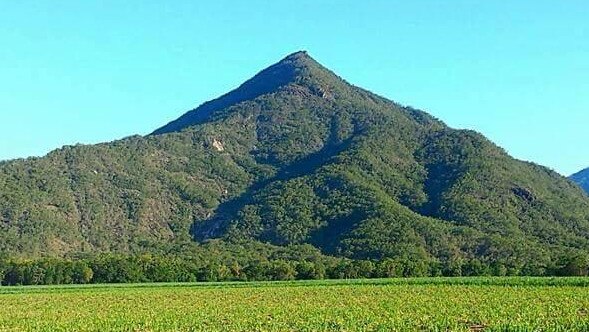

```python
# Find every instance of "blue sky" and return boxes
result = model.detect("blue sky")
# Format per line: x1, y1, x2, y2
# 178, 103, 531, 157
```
1, 1, 587, 175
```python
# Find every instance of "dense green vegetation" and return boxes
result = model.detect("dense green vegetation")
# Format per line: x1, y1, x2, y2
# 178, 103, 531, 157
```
2, 251, 589, 287
2, 278, 589, 331
1, 51, 589, 279
571, 168, 589, 193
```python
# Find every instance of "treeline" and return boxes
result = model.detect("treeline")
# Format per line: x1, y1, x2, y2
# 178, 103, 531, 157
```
1, 253, 588, 286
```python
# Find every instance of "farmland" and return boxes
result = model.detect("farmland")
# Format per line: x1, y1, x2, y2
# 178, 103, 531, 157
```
1, 278, 589, 331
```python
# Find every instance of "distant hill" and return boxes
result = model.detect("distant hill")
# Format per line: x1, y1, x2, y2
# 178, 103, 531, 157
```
570, 168, 589, 193
1, 51, 588, 275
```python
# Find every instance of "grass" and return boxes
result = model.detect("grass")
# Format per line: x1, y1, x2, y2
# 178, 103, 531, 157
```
1, 277, 588, 331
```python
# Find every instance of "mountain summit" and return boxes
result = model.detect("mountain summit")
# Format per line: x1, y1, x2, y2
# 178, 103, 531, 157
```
153, 51, 341, 135
1, 52, 588, 272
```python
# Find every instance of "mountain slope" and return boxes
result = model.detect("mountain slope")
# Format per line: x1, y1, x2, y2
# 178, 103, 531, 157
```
570, 168, 589, 193
1, 51, 588, 273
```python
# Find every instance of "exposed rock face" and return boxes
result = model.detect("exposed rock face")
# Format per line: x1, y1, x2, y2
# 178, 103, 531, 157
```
212, 139, 225, 152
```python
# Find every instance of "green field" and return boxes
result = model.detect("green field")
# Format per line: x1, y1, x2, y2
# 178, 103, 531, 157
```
1, 278, 589, 331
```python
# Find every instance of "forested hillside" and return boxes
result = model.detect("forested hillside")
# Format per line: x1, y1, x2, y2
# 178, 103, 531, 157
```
1, 51, 589, 281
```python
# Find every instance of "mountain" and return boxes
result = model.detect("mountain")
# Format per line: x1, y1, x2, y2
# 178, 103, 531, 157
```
1, 51, 589, 274
570, 168, 589, 193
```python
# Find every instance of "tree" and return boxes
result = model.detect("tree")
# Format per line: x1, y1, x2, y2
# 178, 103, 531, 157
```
560, 253, 589, 276
296, 261, 325, 280
72, 262, 94, 284
375, 258, 401, 278
268, 260, 296, 281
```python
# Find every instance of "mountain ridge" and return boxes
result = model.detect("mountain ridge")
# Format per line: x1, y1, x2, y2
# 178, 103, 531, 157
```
570, 168, 589, 193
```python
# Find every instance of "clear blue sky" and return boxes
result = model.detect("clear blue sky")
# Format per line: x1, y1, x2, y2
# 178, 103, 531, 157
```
1, 1, 587, 175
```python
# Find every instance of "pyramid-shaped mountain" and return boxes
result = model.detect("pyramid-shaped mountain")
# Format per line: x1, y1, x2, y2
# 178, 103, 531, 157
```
1, 52, 588, 271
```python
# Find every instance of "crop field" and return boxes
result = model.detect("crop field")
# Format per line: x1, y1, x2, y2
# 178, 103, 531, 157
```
1, 278, 589, 331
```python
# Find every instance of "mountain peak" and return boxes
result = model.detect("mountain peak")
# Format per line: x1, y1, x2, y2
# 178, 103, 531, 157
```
279, 50, 317, 68
283, 50, 310, 60
152, 51, 338, 135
